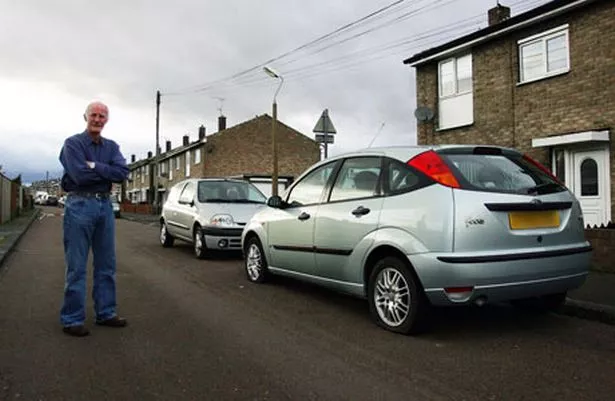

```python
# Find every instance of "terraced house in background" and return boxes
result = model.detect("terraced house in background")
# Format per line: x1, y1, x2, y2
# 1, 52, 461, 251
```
404, 0, 614, 228
123, 114, 320, 208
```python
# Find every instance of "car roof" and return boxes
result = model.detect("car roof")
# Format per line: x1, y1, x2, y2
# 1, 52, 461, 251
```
310, 144, 519, 165
176, 177, 251, 185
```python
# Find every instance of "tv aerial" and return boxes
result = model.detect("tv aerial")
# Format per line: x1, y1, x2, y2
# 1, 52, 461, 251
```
213, 96, 225, 116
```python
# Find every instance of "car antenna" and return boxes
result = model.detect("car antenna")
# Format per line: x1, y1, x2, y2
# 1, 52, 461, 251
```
367, 122, 386, 148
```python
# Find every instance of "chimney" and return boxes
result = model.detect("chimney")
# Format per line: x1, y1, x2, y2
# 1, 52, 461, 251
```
131, 154, 135, 163
218, 115, 227, 131
183, 135, 189, 146
166, 140, 172, 152
488, 3, 510, 26
199, 125, 206, 140
147, 151, 152, 158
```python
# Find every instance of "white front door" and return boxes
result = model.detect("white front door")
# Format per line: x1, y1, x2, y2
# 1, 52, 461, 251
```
572, 149, 609, 227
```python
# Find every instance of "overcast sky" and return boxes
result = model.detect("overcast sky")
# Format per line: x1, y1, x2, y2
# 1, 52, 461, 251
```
0, 0, 549, 182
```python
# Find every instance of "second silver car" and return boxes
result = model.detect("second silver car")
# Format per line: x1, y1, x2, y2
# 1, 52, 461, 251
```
160, 178, 267, 258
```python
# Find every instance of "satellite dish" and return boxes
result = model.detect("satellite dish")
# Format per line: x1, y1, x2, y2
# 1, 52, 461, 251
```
414, 106, 434, 122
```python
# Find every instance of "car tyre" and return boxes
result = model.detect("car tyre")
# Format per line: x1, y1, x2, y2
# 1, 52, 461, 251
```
368, 256, 427, 335
244, 236, 269, 283
194, 225, 208, 259
160, 222, 174, 248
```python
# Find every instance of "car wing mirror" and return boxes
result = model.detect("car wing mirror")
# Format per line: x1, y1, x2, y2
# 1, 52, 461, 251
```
179, 199, 195, 207
267, 195, 284, 209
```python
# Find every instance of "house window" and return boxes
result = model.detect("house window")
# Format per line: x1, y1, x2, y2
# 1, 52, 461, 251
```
185, 151, 191, 177
580, 158, 598, 196
140, 167, 144, 183
194, 148, 201, 164
519, 25, 569, 83
169, 164, 173, 181
175, 156, 180, 170
438, 54, 473, 130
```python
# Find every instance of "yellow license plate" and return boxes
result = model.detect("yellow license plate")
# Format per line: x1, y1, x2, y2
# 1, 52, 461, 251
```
509, 211, 560, 230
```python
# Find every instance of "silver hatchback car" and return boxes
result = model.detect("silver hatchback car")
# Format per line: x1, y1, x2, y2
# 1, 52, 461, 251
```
241, 145, 592, 334
160, 178, 267, 258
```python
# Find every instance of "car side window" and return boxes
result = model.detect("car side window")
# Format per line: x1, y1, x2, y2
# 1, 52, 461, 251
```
386, 159, 422, 194
167, 183, 184, 203
329, 157, 382, 202
179, 182, 195, 203
286, 162, 337, 207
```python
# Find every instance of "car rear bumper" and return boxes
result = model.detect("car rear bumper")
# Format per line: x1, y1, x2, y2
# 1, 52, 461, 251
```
409, 244, 592, 306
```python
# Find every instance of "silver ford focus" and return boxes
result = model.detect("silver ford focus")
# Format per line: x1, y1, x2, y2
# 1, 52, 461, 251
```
241, 145, 592, 334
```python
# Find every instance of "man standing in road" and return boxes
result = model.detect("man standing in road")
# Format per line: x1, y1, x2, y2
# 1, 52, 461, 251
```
58, 101, 130, 337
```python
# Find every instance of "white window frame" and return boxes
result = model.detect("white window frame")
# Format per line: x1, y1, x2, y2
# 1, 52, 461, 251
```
518, 24, 570, 84
438, 54, 472, 99
140, 167, 144, 183
437, 53, 473, 130
194, 148, 201, 164
185, 151, 191, 177
175, 156, 180, 170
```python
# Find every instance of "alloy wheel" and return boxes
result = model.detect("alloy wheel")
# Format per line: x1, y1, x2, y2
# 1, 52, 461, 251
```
194, 231, 203, 256
246, 243, 263, 281
374, 267, 411, 327
160, 224, 167, 244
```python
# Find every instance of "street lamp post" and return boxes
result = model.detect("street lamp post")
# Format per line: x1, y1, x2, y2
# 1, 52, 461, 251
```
263, 66, 284, 197
153, 90, 161, 213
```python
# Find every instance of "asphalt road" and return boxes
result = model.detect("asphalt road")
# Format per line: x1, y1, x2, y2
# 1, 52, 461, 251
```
1, 207, 614, 401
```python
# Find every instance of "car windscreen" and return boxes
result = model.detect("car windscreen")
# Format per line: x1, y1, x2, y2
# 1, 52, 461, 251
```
440, 153, 567, 195
197, 181, 267, 203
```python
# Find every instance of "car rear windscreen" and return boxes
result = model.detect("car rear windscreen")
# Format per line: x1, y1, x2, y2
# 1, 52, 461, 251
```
440, 153, 566, 195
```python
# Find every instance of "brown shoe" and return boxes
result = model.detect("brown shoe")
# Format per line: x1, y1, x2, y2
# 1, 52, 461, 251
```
63, 325, 90, 337
95, 316, 128, 328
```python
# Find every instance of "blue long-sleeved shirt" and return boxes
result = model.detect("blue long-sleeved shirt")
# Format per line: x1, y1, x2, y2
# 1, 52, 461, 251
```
59, 131, 130, 193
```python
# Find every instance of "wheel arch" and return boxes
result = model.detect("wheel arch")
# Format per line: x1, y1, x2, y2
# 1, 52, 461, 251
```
363, 245, 425, 295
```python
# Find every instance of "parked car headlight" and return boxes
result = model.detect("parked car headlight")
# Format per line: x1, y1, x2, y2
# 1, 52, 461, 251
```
210, 214, 234, 227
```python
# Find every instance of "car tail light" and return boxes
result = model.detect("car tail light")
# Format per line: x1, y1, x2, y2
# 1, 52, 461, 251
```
408, 150, 460, 188
523, 154, 564, 185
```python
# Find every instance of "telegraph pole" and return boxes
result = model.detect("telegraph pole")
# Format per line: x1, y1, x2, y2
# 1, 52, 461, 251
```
153, 90, 161, 213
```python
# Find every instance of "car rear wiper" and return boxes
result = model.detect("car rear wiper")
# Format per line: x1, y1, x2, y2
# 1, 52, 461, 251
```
526, 182, 564, 194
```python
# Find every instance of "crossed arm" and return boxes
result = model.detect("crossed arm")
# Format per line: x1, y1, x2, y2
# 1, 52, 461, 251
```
60, 139, 130, 186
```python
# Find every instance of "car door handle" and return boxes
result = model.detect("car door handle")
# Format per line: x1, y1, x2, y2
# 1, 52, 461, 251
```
298, 212, 311, 221
352, 206, 371, 216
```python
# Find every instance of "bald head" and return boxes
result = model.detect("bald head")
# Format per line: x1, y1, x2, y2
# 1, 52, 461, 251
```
84, 101, 109, 137
85, 101, 109, 117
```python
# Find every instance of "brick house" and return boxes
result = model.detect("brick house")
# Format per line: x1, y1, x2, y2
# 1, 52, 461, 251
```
124, 155, 153, 204
403, 0, 615, 227
124, 113, 320, 207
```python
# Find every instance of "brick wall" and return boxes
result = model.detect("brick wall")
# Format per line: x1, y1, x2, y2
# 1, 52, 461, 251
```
585, 229, 615, 273
415, 0, 615, 212
202, 115, 320, 178
125, 115, 319, 202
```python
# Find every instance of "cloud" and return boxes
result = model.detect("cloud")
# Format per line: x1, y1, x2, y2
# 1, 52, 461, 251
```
0, 0, 550, 176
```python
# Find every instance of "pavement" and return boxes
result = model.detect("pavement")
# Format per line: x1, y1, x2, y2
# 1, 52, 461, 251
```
4, 208, 615, 326
0, 208, 40, 268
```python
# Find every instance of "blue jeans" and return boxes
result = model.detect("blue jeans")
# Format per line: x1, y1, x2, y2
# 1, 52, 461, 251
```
60, 195, 117, 327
